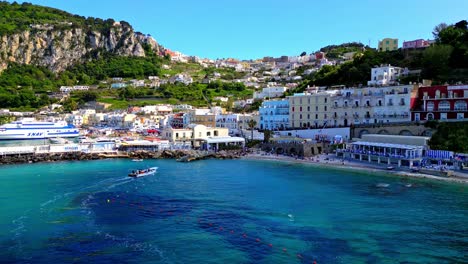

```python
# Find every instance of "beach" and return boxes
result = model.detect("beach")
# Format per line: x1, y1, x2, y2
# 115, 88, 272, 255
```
243, 152, 468, 185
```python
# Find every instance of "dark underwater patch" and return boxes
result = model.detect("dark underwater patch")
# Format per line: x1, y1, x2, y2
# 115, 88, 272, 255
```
76, 191, 195, 225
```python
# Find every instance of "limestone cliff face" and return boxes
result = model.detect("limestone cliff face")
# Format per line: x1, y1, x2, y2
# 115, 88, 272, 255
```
0, 23, 161, 72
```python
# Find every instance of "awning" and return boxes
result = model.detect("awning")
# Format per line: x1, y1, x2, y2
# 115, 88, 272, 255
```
351, 141, 422, 150
204, 137, 245, 144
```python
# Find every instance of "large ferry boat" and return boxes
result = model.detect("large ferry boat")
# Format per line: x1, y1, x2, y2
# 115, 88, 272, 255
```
0, 119, 79, 140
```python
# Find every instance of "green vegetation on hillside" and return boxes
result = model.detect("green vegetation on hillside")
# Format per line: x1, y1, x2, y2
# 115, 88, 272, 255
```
298, 20, 468, 89
319, 42, 365, 59
428, 122, 468, 153
0, 1, 130, 36
0, 63, 55, 110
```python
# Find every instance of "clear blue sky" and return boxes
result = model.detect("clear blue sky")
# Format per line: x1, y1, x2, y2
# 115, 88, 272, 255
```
10, 0, 468, 60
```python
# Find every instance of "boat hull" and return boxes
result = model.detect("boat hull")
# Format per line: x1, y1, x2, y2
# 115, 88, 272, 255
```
0, 131, 79, 140
128, 167, 158, 178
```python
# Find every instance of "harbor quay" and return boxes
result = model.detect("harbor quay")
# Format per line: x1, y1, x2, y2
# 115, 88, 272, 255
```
0, 141, 243, 165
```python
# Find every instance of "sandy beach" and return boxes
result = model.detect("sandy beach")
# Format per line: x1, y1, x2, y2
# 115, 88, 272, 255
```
242, 152, 468, 185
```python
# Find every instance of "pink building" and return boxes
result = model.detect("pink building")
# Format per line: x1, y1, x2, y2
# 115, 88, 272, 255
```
402, 39, 430, 49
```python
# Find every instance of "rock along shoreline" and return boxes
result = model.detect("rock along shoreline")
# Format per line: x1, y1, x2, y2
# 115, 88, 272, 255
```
0, 149, 245, 165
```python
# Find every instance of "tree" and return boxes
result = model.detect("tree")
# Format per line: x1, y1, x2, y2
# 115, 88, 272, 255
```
421, 45, 453, 80
247, 119, 257, 141
263, 129, 273, 143
433, 22, 448, 40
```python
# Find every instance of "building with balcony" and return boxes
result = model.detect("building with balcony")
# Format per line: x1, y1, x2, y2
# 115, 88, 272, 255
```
162, 124, 243, 150
378, 38, 398, 52
411, 85, 468, 121
367, 65, 403, 86
259, 99, 289, 130
325, 85, 415, 127
288, 92, 333, 129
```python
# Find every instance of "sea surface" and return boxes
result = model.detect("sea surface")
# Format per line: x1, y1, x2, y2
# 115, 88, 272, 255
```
0, 159, 466, 264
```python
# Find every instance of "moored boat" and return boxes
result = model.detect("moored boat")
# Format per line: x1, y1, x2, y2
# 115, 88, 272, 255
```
0, 118, 79, 140
128, 167, 158, 178
132, 159, 144, 162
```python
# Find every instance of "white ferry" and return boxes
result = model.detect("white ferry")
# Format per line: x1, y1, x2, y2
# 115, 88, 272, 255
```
0, 119, 79, 140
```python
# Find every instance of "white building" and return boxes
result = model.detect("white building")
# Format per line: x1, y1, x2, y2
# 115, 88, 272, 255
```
253, 87, 288, 99
216, 114, 240, 130
367, 65, 403, 86
59, 86, 90, 93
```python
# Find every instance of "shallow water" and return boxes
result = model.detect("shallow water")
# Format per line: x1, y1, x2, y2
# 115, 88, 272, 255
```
0, 159, 466, 263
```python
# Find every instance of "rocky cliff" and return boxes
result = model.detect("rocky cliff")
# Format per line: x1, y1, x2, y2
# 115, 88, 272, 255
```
0, 22, 161, 72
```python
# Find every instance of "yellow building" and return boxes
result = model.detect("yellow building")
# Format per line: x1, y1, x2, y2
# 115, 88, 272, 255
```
288, 92, 333, 129
378, 38, 398, 52
191, 114, 216, 127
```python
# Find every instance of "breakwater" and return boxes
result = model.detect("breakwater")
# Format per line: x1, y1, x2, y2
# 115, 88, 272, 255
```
0, 149, 244, 165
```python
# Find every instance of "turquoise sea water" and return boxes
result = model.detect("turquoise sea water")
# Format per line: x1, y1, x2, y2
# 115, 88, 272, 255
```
0, 159, 466, 263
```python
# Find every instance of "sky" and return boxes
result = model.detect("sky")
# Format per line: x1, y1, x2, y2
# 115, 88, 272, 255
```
9, 0, 468, 60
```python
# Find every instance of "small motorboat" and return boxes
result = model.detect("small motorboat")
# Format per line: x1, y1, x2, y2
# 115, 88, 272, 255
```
132, 159, 144, 162
386, 166, 395, 170
128, 167, 158, 178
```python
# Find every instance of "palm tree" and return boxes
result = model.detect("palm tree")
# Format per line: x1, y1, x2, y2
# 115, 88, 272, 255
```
247, 119, 257, 141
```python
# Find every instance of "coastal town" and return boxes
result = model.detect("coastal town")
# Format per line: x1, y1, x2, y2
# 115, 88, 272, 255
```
1, 2, 468, 264
1, 59, 467, 182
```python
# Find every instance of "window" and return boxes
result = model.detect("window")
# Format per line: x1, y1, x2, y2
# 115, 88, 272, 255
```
438, 101, 450, 111
386, 40, 389, 44
300, 107, 302, 111
378, 100, 382, 106
175, 133, 179, 138
457, 113, 465, 119
435, 90, 441, 98
207, 132, 211, 136
300, 114, 302, 119
427, 101, 434, 111
324, 106, 327, 111
214, 130, 218, 136
414, 113, 420, 121
454, 101, 467, 111
324, 98, 327, 103
427, 113, 434, 120
315, 114, 318, 119
399, 98, 405, 105
315, 106, 318, 111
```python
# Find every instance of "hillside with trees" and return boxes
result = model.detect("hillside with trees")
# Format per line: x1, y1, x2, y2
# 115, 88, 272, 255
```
298, 20, 468, 90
